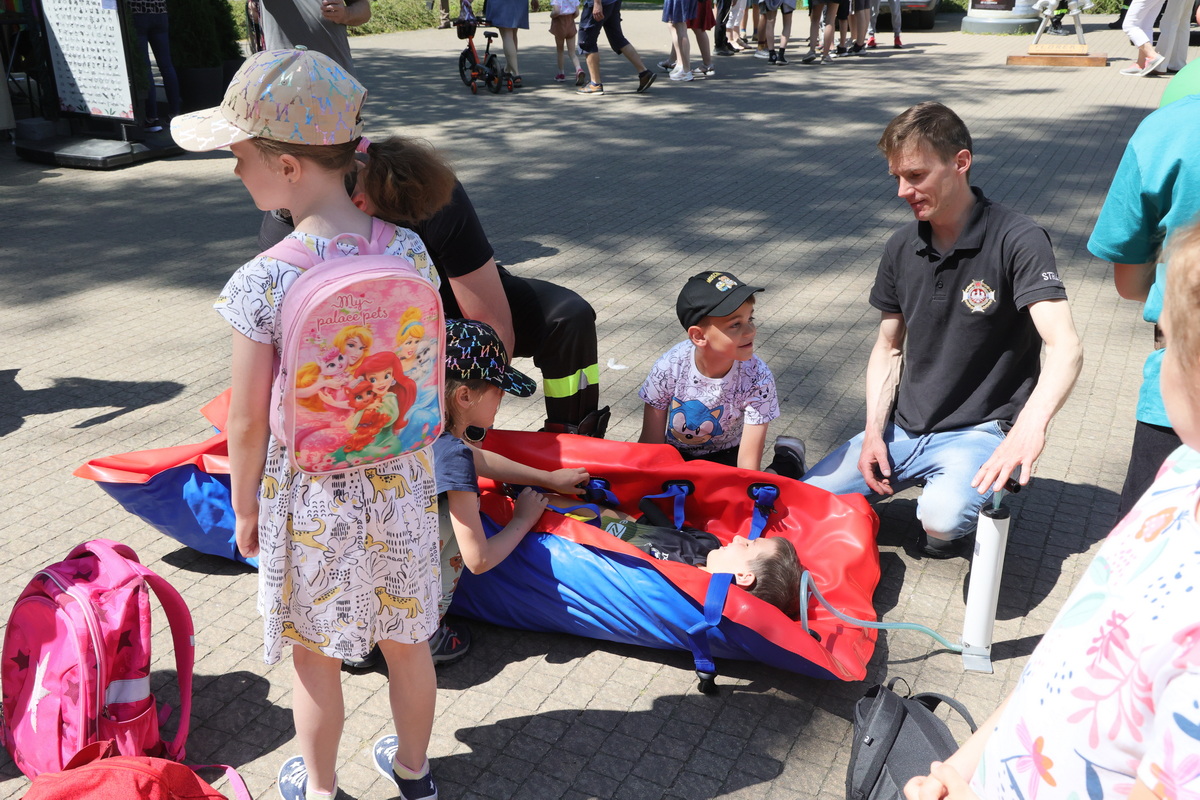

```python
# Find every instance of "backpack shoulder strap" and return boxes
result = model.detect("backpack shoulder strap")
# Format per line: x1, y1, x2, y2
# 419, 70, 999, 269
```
69, 540, 195, 761
848, 684, 908, 800
910, 692, 978, 733
261, 235, 318, 270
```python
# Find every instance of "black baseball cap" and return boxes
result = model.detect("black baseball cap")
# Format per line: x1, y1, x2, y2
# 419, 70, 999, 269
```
444, 319, 536, 397
675, 271, 764, 329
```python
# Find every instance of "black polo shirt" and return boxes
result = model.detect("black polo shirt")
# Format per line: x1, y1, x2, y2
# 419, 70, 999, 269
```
869, 187, 1068, 435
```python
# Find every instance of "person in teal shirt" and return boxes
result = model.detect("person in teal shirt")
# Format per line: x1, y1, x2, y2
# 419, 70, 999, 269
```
1087, 92, 1200, 517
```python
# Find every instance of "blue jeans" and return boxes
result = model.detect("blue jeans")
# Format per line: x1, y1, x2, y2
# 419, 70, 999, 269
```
803, 421, 1006, 541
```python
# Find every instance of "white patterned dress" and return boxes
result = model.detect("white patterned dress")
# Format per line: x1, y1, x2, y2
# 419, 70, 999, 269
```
215, 226, 441, 664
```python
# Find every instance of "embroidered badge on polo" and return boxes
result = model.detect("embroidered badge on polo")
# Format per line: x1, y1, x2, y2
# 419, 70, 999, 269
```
961, 280, 996, 313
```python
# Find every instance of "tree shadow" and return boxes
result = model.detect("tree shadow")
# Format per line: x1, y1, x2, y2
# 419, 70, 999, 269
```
0, 368, 185, 437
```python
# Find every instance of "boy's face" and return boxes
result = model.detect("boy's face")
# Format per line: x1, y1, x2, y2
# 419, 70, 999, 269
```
706, 535, 778, 587
695, 299, 757, 362
1161, 306, 1199, 449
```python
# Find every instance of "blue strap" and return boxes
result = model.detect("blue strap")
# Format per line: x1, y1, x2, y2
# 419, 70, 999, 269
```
582, 478, 620, 508
642, 483, 691, 529
747, 484, 779, 540
684, 572, 733, 675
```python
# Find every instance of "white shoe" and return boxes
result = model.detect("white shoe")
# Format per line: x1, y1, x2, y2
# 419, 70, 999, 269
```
693, 64, 715, 76
753, 48, 770, 58
658, 58, 676, 71
669, 66, 695, 81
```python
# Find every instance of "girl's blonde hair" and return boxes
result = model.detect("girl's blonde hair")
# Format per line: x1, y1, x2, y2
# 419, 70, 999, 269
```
396, 307, 425, 346
293, 362, 327, 413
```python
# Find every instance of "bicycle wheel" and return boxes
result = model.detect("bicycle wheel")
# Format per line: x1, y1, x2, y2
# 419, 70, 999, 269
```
458, 48, 477, 87
485, 54, 502, 93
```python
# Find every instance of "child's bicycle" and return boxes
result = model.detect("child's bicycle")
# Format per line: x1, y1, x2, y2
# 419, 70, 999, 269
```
453, 2, 515, 94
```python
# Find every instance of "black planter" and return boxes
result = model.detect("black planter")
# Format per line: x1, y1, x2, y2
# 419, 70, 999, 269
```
178, 66, 224, 112
222, 57, 245, 87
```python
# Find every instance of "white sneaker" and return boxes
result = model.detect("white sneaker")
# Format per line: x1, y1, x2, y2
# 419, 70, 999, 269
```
658, 58, 676, 71
669, 66, 695, 81
693, 64, 715, 76
753, 48, 770, 58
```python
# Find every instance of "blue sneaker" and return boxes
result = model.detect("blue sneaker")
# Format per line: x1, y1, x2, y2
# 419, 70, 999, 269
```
373, 735, 438, 800
277, 756, 308, 800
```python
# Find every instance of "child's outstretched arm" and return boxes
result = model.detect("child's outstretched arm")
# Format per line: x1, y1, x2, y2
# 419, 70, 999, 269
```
469, 447, 588, 495
448, 486, 549, 574
639, 403, 668, 444
227, 332, 275, 558
738, 422, 768, 471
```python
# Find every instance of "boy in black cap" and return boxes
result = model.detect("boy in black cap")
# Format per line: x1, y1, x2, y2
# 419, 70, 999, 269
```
638, 271, 806, 477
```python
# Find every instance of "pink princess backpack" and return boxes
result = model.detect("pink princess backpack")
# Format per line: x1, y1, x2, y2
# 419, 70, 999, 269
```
262, 218, 445, 474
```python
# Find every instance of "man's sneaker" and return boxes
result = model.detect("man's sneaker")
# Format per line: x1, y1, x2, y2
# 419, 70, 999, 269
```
775, 49, 788, 64
658, 57, 676, 71
801, 48, 819, 63
277, 756, 309, 800
767, 436, 807, 480
637, 69, 657, 92
669, 66, 694, 80
893, 34, 903, 47
374, 735, 438, 800
429, 621, 471, 665
850, 42, 865, 54
768, 49, 778, 63
821, 53, 834, 63
866, 34, 877, 47
753, 47, 771, 58
835, 44, 847, 55
715, 42, 737, 54
919, 533, 967, 560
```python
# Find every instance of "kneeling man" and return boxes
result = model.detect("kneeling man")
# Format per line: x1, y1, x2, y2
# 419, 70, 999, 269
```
804, 102, 1083, 558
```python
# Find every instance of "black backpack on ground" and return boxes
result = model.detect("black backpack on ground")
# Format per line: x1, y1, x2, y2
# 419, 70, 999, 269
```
846, 677, 978, 800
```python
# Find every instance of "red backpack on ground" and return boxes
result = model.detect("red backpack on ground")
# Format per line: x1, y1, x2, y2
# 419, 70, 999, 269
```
21, 740, 250, 800
1, 539, 195, 778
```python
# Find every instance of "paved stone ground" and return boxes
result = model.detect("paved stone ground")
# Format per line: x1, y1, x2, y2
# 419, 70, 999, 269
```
0, 12, 1195, 798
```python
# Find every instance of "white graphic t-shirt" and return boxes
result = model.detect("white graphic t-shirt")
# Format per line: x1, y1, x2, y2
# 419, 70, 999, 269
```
638, 340, 780, 457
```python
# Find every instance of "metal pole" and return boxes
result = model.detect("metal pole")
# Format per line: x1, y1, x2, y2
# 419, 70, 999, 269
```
961, 503, 1010, 673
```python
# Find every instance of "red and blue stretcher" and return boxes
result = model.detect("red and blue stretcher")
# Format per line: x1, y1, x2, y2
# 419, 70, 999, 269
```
75, 395, 881, 686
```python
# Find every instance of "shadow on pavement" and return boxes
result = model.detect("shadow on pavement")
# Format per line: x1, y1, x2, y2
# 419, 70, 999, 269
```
0, 369, 185, 437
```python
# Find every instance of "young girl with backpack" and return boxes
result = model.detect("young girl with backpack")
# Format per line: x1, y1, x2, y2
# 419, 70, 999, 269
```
171, 48, 454, 800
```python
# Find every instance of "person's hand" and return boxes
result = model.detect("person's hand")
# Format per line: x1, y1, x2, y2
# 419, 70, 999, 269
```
321, 0, 350, 24
857, 435, 894, 495
591, 0, 603, 20
512, 487, 549, 527
971, 418, 1044, 495
904, 761, 981, 800
546, 467, 589, 496
235, 513, 260, 558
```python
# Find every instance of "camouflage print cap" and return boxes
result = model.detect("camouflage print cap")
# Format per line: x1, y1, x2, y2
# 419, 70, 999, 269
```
171, 48, 365, 152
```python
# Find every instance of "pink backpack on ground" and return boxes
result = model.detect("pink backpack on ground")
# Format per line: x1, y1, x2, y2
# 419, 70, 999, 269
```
263, 218, 445, 475
1, 539, 195, 778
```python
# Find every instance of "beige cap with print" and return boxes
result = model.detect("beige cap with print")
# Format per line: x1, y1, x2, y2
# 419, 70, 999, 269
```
171, 47, 366, 152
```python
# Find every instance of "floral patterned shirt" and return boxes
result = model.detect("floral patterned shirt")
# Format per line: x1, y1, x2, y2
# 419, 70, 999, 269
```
972, 446, 1200, 799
